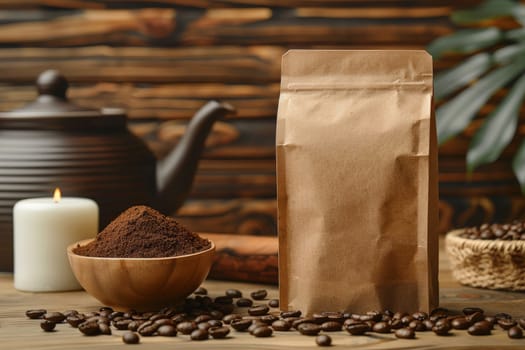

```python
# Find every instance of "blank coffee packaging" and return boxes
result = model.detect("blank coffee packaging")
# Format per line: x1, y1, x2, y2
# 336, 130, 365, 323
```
276, 50, 438, 314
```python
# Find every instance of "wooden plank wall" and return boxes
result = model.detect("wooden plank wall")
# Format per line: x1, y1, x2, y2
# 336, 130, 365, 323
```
0, 0, 508, 236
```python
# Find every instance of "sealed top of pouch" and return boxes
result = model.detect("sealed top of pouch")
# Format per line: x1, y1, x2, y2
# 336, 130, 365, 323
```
276, 49, 438, 315
280, 50, 433, 90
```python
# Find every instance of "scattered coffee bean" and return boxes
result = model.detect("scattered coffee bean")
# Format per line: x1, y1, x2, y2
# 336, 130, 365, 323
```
325, 312, 345, 323
284, 316, 302, 325
194, 315, 212, 323
86, 316, 108, 325
208, 319, 223, 328
40, 320, 56, 332
231, 319, 252, 331
209, 326, 230, 339
209, 310, 224, 320
170, 313, 186, 324
451, 317, 471, 330
122, 331, 140, 344
26, 309, 46, 319
66, 315, 85, 328
321, 321, 342, 332
177, 321, 197, 335
222, 314, 242, 324
154, 319, 173, 327
252, 325, 273, 337
197, 322, 213, 331
392, 312, 407, 320
316, 334, 332, 346
391, 319, 405, 330
190, 328, 209, 341
272, 319, 292, 331
292, 318, 316, 329
313, 313, 328, 324
99, 323, 111, 335
401, 315, 414, 326
423, 319, 435, 331
345, 323, 370, 335
194, 287, 207, 295
268, 299, 279, 308
484, 316, 496, 327
109, 311, 123, 320
44, 312, 66, 323
214, 296, 233, 305
83, 312, 100, 318
395, 327, 415, 339
225, 289, 242, 298
248, 305, 269, 316
149, 314, 166, 322
157, 325, 177, 337
298, 323, 321, 336
213, 303, 235, 315
78, 322, 101, 336
64, 310, 79, 317
236, 298, 253, 307
281, 310, 302, 318
463, 307, 484, 316
372, 321, 391, 334
408, 320, 426, 332
430, 307, 449, 317
113, 319, 133, 330
248, 321, 267, 334
137, 321, 159, 336
251, 289, 268, 300
498, 319, 517, 330
468, 321, 492, 336
412, 311, 428, 321
466, 311, 484, 323
260, 314, 279, 325
432, 321, 451, 336
508, 326, 523, 339
496, 312, 514, 321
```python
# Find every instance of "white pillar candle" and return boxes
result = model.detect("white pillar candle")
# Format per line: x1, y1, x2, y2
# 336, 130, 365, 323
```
14, 189, 99, 292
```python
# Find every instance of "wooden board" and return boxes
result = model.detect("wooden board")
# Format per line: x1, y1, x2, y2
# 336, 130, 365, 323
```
1, 240, 525, 349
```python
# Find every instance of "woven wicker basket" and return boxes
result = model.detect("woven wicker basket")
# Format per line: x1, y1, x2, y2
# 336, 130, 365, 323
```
445, 229, 525, 291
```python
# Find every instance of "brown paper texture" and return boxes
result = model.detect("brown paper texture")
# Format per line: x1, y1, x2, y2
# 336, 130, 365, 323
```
276, 50, 438, 314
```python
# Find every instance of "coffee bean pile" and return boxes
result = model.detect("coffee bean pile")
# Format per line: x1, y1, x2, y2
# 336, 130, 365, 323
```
25, 289, 525, 346
460, 222, 525, 240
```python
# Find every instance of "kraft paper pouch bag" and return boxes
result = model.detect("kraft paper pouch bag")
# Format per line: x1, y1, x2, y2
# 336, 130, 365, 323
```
276, 50, 438, 314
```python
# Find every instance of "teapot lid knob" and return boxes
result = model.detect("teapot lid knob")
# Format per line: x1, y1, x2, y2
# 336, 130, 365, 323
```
37, 69, 68, 99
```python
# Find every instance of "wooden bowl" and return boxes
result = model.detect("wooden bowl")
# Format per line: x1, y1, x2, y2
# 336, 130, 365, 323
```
67, 239, 215, 311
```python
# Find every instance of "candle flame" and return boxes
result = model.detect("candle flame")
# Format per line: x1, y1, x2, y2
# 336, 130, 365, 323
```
53, 188, 61, 203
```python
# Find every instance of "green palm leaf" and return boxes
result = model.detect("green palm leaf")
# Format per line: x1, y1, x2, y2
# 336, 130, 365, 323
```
512, 5, 525, 26
467, 73, 525, 173
427, 28, 502, 59
493, 43, 525, 64
504, 27, 525, 41
513, 139, 525, 193
437, 59, 525, 145
434, 53, 492, 100
451, 0, 518, 24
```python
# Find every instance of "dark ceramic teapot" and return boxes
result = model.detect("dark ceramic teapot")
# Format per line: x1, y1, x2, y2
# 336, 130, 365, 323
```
0, 70, 234, 271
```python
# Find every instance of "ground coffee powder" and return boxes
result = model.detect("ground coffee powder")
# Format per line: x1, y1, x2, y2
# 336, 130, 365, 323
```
74, 205, 211, 258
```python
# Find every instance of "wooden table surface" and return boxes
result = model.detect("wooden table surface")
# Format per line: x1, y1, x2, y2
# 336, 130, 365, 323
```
1, 239, 525, 349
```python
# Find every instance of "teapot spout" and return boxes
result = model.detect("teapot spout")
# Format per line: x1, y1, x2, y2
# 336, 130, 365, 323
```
156, 100, 235, 214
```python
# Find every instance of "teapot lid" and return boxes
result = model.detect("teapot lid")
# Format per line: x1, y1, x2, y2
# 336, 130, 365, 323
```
0, 70, 124, 119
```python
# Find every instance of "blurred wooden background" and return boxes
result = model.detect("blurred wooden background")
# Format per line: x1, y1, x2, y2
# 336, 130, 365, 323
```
0, 0, 523, 236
